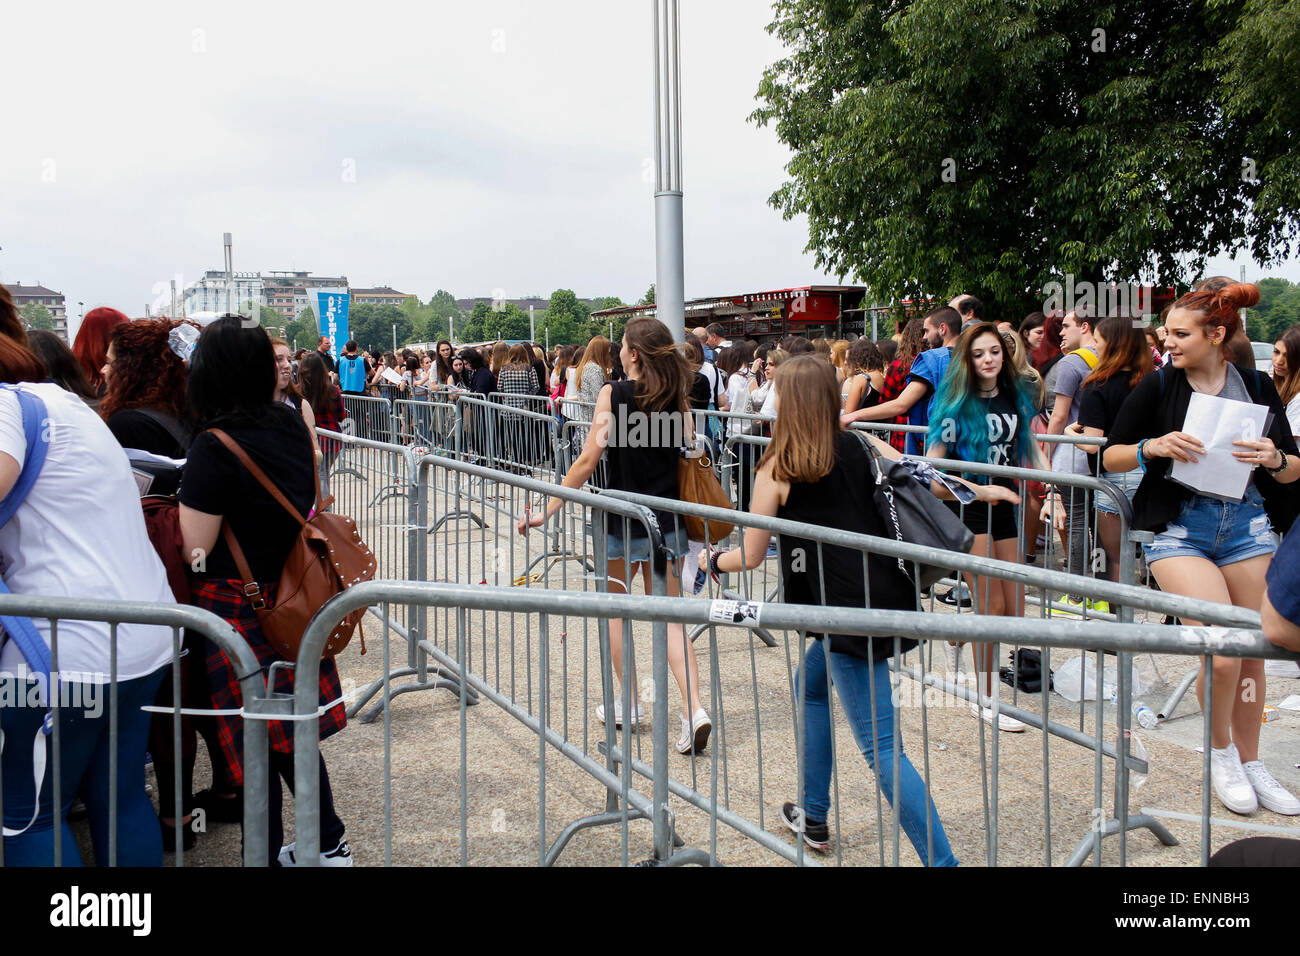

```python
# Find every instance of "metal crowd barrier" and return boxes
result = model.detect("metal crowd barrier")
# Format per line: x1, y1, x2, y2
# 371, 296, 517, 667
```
304, 422, 1299, 867
289, 577, 1294, 867
0, 595, 271, 867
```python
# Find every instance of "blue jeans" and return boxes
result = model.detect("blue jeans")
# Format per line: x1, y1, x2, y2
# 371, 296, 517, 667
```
2, 666, 167, 866
797, 641, 958, 866
1143, 487, 1278, 567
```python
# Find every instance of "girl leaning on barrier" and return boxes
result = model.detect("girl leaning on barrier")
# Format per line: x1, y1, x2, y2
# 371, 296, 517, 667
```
1103, 282, 1300, 818
178, 316, 353, 865
0, 288, 175, 866
925, 322, 1062, 733
708, 355, 1016, 861
518, 317, 712, 755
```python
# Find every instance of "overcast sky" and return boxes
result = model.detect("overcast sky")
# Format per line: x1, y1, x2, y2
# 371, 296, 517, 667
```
3, 0, 1295, 341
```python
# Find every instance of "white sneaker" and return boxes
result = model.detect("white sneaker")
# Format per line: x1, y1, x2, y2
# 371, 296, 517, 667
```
1210, 745, 1259, 815
278, 839, 355, 867
1242, 760, 1300, 815
596, 700, 644, 729
970, 701, 1026, 733
676, 708, 712, 754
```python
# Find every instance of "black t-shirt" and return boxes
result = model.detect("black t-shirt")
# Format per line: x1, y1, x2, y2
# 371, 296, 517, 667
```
778, 431, 918, 661
179, 404, 316, 582
1078, 375, 1137, 464
107, 407, 190, 459
688, 372, 711, 410
317, 349, 337, 375
979, 391, 1021, 483
604, 380, 682, 541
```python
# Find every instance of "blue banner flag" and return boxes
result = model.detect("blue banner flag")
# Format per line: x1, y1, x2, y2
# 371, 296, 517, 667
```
315, 289, 350, 363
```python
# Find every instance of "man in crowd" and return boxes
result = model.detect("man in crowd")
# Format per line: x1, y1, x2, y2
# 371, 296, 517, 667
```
705, 323, 732, 355
316, 335, 338, 383
950, 295, 984, 329
844, 305, 961, 456
693, 327, 714, 362
337, 340, 368, 397
1046, 309, 1099, 586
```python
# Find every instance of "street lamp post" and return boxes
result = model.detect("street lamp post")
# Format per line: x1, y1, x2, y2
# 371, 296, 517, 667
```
652, 0, 685, 343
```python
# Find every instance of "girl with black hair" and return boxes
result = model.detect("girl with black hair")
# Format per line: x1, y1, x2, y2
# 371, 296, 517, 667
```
178, 317, 353, 865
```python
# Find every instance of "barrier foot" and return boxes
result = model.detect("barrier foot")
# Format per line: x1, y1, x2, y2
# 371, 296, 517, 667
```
1065, 814, 1179, 867
367, 485, 408, 507
541, 808, 653, 866
346, 667, 479, 723
427, 510, 489, 534
653, 847, 714, 867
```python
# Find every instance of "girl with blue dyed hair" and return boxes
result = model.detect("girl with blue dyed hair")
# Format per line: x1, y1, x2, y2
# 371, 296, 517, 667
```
926, 322, 1060, 732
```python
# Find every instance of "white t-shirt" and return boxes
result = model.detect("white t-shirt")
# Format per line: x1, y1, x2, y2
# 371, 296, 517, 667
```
725, 372, 751, 436
0, 383, 173, 683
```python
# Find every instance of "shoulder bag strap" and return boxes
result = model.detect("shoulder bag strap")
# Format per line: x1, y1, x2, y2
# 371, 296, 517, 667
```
208, 428, 322, 523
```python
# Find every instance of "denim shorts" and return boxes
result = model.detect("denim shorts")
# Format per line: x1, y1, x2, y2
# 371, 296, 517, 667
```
1142, 487, 1278, 567
607, 524, 688, 565
1096, 469, 1141, 516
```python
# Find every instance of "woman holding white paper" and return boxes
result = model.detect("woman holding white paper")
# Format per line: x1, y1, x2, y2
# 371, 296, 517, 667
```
1105, 282, 1300, 818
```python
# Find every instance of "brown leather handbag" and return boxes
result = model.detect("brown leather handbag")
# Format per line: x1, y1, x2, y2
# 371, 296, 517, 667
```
209, 430, 375, 660
677, 449, 735, 544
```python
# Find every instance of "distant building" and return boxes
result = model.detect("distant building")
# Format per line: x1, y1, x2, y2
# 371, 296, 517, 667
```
5, 283, 69, 341
181, 270, 348, 320
261, 271, 348, 320
182, 271, 265, 316
352, 286, 412, 307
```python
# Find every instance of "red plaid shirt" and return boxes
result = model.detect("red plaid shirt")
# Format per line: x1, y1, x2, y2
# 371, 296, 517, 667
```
880, 357, 914, 452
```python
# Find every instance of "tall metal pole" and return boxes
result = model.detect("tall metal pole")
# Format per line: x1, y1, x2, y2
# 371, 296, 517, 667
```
170, 280, 177, 320
652, 0, 685, 343
223, 232, 233, 315
530, 304, 536, 342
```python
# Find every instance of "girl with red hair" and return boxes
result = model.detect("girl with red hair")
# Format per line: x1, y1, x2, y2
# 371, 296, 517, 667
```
100, 319, 194, 459
72, 306, 129, 395
1105, 282, 1300, 818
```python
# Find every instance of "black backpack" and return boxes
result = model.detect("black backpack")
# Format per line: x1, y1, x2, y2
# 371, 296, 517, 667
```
1000, 648, 1053, 693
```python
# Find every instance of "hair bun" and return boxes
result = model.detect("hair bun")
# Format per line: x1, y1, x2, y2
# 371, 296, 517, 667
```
1216, 282, 1260, 312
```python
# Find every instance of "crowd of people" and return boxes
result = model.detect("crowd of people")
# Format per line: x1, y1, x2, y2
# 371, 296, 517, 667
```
1, 282, 1299, 867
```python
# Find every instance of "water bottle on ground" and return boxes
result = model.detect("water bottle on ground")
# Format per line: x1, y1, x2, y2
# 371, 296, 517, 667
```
1134, 701, 1158, 729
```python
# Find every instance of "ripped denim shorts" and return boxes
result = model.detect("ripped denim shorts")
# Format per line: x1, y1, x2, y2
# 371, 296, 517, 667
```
1142, 486, 1278, 567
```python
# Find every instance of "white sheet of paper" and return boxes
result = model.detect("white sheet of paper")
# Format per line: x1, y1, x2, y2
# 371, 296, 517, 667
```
381, 367, 404, 386
1169, 392, 1268, 500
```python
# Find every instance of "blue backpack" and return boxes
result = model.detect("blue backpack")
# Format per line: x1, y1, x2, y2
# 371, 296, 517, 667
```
0, 385, 54, 838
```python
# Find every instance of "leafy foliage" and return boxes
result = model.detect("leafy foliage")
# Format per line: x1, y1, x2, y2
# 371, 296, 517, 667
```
750, 0, 1300, 319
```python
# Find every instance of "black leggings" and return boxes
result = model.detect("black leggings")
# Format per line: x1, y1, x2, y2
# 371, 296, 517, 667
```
267, 751, 345, 859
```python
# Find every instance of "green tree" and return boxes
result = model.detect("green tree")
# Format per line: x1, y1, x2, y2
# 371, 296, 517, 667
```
1248, 277, 1300, 342
750, 0, 1300, 319
19, 303, 54, 332
639, 284, 655, 306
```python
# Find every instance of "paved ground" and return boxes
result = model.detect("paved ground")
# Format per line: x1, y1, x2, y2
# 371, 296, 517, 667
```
118, 453, 1300, 867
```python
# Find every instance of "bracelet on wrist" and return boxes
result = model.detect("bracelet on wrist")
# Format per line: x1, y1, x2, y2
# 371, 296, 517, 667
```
709, 551, 724, 577
1265, 448, 1288, 474
1136, 438, 1150, 473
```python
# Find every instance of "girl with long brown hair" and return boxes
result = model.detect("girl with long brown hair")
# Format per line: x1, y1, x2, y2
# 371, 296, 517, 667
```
1105, 283, 1300, 817
1271, 325, 1300, 439
519, 318, 710, 754
877, 317, 926, 452
1072, 317, 1155, 582
572, 336, 613, 424
710, 355, 1014, 860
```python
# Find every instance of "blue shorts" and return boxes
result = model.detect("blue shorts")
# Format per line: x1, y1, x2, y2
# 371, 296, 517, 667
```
1143, 487, 1278, 567
1096, 469, 1141, 516
607, 525, 688, 565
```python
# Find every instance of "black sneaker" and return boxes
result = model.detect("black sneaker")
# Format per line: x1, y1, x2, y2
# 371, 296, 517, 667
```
939, 587, 972, 608
781, 802, 830, 852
